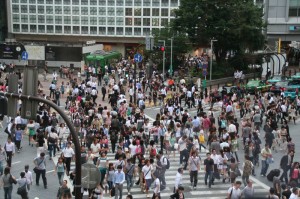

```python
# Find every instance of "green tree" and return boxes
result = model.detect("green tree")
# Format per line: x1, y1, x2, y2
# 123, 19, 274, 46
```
149, 25, 192, 72
173, 0, 265, 64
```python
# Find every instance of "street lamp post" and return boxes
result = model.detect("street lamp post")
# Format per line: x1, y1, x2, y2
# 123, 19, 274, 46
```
168, 37, 173, 75
158, 40, 166, 80
210, 39, 218, 81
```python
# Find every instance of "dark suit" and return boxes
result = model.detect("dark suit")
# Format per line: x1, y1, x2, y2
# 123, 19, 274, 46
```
280, 155, 292, 183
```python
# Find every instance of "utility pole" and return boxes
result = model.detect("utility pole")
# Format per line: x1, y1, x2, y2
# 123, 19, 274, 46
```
210, 39, 218, 81
158, 40, 166, 81
168, 37, 173, 75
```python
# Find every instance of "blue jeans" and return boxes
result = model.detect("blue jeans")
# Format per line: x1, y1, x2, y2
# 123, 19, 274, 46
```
260, 160, 269, 176
48, 143, 56, 158
4, 186, 13, 199
126, 174, 134, 191
205, 171, 213, 187
0, 161, 4, 175
57, 172, 64, 186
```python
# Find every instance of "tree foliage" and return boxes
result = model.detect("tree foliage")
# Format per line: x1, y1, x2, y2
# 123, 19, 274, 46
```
173, 0, 266, 64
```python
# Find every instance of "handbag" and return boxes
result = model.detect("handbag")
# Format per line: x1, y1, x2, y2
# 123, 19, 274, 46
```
9, 174, 17, 184
33, 158, 44, 173
110, 187, 115, 197
4, 127, 9, 134
17, 183, 27, 195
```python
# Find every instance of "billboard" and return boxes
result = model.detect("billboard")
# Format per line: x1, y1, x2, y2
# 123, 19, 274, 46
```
24, 45, 45, 60
0, 43, 25, 59
45, 46, 82, 61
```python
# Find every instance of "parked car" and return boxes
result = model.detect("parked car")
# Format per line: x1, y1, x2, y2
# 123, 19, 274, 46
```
284, 85, 300, 100
266, 75, 290, 84
291, 72, 300, 79
288, 79, 300, 86
269, 81, 288, 95
245, 80, 271, 94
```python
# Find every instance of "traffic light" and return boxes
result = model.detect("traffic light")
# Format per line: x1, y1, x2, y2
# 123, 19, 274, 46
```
160, 46, 165, 52
152, 45, 165, 52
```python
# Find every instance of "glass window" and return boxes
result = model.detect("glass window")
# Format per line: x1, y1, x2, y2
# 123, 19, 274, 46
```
143, 28, 150, 35
30, 25, 37, 33
21, 15, 28, 23
143, 18, 150, 26
289, 0, 300, 17
171, 0, 178, 7
12, 5, 20, 13
152, 0, 160, 6
46, 6, 53, 14
38, 0, 44, 3
125, 0, 132, 6
29, 0, 36, 3
134, 8, 141, 16
81, 16, 88, 25
63, 0, 70, 5
99, 7, 106, 15
29, 15, 36, 23
134, 18, 141, 26
38, 25, 45, 33
170, 8, 176, 16
117, 0, 124, 6
55, 16, 62, 24
64, 26, 71, 34
73, 26, 80, 34
38, 15, 45, 23
81, 26, 88, 34
108, 7, 115, 16
98, 0, 106, 5
13, 0, 20, 3
161, 18, 168, 26
134, 28, 141, 35
90, 17, 97, 25
38, 6, 44, 14
21, 5, 28, 13
81, 7, 88, 15
47, 25, 54, 33
116, 8, 123, 16
161, 0, 168, 6
152, 8, 159, 16
161, 8, 168, 16
107, 17, 115, 25
46, 0, 53, 4
125, 27, 132, 35
46, 15, 53, 23
125, 18, 133, 26
143, 8, 150, 16
116, 27, 123, 35
72, 7, 80, 15
64, 16, 71, 24
289, 8, 298, 17
116, 17, 124, 25
21, 24, 28, 32
125, 8, 132, 16
108, 27, 115, 34
72, 16, 79, 24
29, 5, 36, 14
90, 7, 97, 15
55, 26, 62, 33
64, 6, 71, 14
152, 18, 159, 26
55, 6, 62, 14
55, 0, 61, 4
13, 24, 20, 32
134, 0, 141, 6
90, 0, 97, 5
108, 0, 114, 6
81, 0, 88, 5
99, 27, 106, 34
72, 0, 79, 5
13, 15, 20, 23
143, 0, 150, 6
90, 26, 97, 34
99, 17, 106, 25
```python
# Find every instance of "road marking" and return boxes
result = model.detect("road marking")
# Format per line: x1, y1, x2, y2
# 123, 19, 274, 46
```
46, 170, 55, 174
12, 161, 21, 165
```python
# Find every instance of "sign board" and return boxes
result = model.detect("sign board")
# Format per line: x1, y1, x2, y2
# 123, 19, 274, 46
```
81, 163, 101, 189
202, 80, 207, 88
21, 51, 28, 60
25, 45, 45, 60
86, 40, 96, 45
202, 62, 208, 69
134, 53, 143, 63
202, 69, 207, 76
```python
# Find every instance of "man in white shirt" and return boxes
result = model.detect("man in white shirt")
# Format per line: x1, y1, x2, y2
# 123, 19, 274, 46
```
142, 159, 153, 198
174, 168, 183, 193
90, 139, 100, 165
227, 181, 242, 199
228, 120, 237, 138
62, 142, 75, 176
24, 165, 33, 190
289, 187, 298, 199
152, 173, 161, 199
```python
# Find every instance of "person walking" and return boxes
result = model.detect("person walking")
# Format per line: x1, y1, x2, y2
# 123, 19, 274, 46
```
241, 179, 254, 199
279, 150, 294, 184
48, 128, 58, 160
173, 168, 183, 193
24, 165, 33, 191
0, 167, 16, 199
54, 157, 65, 186
152, 173, 161, 199
125, 158, 135, 195
33, 152, 47, 189
14, 126, 23, 153
0, 145, 6, 175
204, 152, 214, 188
242, 155, 253, 186
56, 180, 71, 199
4, 137, 15, 167
16, 171, 29, 199
62, 142, 75, 176
113, 165, 125, 199
260, 144, 272, 177
188, 151, 200, 189
227, 181, 242, 199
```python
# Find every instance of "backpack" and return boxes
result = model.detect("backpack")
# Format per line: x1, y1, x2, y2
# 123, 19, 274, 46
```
150, 148, 157, 157
220, 120, 226, 128
48, 135, 56, 143
243, 160, 252, 176
164, 157, 170, 169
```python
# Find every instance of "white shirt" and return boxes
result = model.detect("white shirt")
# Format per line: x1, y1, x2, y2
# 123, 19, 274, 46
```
153, 178, 160, 194
289, 193, 298, 199
90, 143, 100, 157
174, 172, 183, 189
228, 124, 237, 133
25, 170, 33, 184
129, 144, 137, 156
63, 147, 75, 158
142, 165, 152, 179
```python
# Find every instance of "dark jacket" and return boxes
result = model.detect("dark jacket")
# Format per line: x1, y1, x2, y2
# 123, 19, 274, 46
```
170, 192, 185, 199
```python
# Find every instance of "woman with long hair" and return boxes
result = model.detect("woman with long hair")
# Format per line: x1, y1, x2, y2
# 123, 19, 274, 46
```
1, 167, 16, 199
54, 157, 66, 186
97, 152, 109, 189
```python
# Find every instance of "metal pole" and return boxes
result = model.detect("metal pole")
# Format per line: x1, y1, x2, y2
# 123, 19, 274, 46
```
134, 62, 137, 105
210, 40, 217, 81
163, 40, 166, 81
0, 92, 82, 199
170, 37, 173, 75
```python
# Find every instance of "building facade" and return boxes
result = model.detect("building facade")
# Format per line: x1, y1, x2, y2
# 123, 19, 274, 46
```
6, 0, 179, 55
